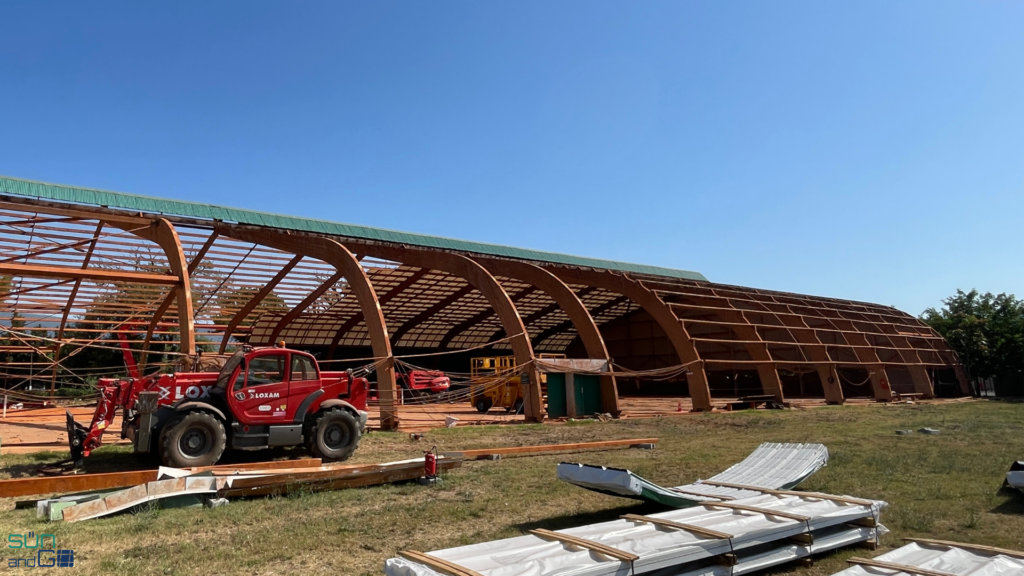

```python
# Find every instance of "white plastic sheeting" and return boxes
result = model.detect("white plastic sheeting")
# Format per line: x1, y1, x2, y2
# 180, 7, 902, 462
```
830, 541, 1024, 576
384, 491, 886, 576
558, 443, 829, 507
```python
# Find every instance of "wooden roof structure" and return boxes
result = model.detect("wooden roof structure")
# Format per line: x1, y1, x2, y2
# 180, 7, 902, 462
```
0, 176, 968, 428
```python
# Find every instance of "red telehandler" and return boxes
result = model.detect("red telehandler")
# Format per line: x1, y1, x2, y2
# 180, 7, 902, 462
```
66, 344, 369, 468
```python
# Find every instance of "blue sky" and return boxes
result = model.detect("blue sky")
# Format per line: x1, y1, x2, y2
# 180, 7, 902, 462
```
1, 2, 1021, 315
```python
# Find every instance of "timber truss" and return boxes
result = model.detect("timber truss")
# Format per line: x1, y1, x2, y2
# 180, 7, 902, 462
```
0, 189, 969, 428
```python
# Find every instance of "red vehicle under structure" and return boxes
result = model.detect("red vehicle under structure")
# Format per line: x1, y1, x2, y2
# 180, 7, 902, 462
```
396, 370, 450, 399
67, 344, 369, 468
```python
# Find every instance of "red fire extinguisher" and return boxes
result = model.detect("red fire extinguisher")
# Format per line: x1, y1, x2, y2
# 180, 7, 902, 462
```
424, 446, 438, 478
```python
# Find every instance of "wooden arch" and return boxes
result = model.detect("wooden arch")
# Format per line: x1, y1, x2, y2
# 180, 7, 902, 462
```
473, 257, 620, 416
549, 268, 714, 411
337, 243, 545, 423
218, 227, 399, 429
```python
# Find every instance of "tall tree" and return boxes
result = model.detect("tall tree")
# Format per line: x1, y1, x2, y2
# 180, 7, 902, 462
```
921, 290, 1024, 382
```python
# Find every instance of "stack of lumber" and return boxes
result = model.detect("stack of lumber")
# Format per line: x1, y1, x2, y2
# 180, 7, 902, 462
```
7, 437, 660, 523
41, 457, 461, 522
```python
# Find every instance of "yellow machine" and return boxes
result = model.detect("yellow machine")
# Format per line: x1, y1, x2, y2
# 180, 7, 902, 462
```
469, 353, 565, 413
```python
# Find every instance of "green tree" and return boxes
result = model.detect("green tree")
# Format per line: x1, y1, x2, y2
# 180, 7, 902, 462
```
921, 290, 1024, 383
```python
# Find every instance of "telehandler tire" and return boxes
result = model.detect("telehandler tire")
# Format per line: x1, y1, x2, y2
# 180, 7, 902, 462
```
307, 409, 360, 462
159, 411, 227, 468
474, 398, 492, 413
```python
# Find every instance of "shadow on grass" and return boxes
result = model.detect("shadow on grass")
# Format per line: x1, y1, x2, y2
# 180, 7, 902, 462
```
513, 501, 669, 532
990, 486, 1024, 515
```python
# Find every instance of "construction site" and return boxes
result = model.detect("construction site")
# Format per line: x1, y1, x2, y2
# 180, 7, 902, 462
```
0, 176, 1020, 576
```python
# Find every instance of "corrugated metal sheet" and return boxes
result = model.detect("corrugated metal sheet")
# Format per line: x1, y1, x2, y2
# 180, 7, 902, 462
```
0, 175, 707, 281
558, 443, 830, 507
831, 541, 1024, 576
385, 491, 887, 575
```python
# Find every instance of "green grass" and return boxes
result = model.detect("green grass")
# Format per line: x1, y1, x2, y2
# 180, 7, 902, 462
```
1, 400, 1022, 575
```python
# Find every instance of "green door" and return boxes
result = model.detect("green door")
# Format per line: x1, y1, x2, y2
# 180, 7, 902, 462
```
547, 373, 566, 417
575, 375, 602, 416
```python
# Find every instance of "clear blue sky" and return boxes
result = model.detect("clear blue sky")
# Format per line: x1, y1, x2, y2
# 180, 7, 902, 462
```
1, 2, 1021, 315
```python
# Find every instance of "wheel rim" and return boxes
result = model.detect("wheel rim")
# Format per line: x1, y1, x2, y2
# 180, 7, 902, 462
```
323, 423, 349, 450
180, 427, 210, 457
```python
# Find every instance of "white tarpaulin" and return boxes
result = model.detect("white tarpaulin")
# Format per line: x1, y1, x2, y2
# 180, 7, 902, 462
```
385, 491, 886, 576
830, 540, 1024, 576
558, 443, 829, 507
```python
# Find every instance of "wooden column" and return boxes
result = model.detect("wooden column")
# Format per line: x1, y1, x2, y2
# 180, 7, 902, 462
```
907, 365, 936, 398
473, 257, 620, 416
218, 227, 399, 430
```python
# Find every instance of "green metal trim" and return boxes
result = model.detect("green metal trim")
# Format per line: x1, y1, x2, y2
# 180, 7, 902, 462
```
0, 175, 707, 281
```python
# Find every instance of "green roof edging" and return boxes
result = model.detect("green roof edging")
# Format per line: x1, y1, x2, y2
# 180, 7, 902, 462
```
0, 175, 707, 282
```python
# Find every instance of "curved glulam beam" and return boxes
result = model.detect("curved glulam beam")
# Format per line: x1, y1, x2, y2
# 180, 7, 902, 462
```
475, 258, 620, 416
549, 268, 713, 412
218, 227, 399, 430
436, 286, 538, 349
532, 295, 627, 347
325, 268, 430, 359
333, 243, 544, 422
114, 218, 196, 361
487, 286, 598, 343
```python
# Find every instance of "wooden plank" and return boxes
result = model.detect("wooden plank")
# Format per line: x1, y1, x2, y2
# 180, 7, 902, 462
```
218, 460, 461, 498
0, 470, 158, 499
846, 557, 957, 576
456, 438, 658, 459
398, 550, 484, 576
0, 459, 323, 499
700, 480, 876, 506
903, 538, 1024, 560
701, 502, 810, 521
620, 514, 732, 540
221, 460, 429, 488
530, 528, 639, 562
191, 458, 323, 473
0, 262, 180, 285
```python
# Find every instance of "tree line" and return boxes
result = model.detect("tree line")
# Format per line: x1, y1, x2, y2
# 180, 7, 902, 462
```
921, 289, 1024, 393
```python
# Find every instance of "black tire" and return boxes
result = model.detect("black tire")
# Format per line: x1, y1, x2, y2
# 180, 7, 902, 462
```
159, 411, 226, 468
307, 409, 360, 462
475, 398, 493, 413
507, 398, 524, 414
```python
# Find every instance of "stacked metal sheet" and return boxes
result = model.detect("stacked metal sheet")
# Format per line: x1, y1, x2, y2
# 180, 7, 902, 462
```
558, 443, 829, 507
385, 491, 886, 576
832, 539, 1024, 576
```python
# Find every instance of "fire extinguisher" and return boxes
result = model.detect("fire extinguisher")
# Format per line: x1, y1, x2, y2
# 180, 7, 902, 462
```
424, 446, 438, 478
